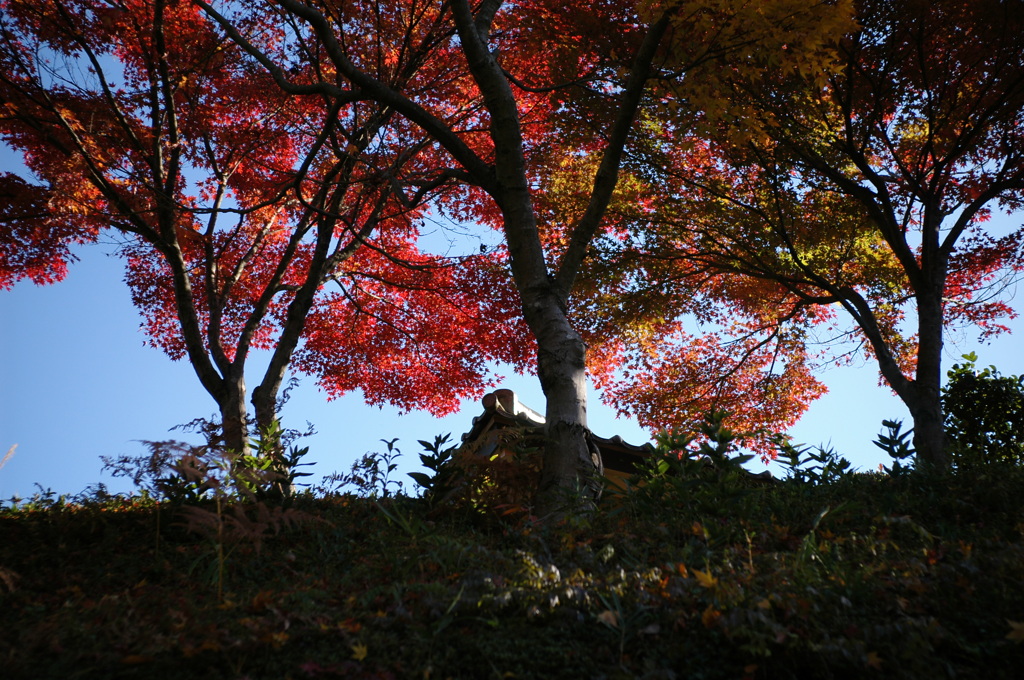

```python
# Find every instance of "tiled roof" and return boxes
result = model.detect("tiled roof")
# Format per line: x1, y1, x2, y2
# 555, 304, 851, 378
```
461, 389, 655, 475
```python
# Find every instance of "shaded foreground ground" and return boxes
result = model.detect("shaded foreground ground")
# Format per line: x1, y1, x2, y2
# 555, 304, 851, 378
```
2, 464, 1023, 679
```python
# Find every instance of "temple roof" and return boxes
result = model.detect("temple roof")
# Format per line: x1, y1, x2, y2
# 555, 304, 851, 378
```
460, 389, 655, 475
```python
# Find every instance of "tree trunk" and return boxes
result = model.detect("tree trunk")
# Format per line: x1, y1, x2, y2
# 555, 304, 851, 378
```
532, 309, 600, 520
910, 287, 950, 469
907, 394, 947, 469
841, 276, 951, 472
446, 0, 602, 519
501, 207, 601, 519
219, 373, 250, 456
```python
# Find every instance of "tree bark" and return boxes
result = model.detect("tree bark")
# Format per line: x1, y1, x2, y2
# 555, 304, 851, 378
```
533, 319, 599, 518
910, 283, 950, 469
219, 371, 250, 455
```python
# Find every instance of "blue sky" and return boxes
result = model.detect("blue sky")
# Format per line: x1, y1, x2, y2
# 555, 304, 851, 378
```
1, 223, 1022, 500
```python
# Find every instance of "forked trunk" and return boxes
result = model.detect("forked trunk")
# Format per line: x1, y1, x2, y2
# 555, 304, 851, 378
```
846, 282, 951, 472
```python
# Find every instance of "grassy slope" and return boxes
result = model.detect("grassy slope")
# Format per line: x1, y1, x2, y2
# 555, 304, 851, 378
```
2, 466, 1023, 680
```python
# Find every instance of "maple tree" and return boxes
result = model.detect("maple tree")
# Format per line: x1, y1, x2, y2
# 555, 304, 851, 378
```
0, 172, 95, 288
587, 0, 1024, 467
0, 0, 515, 460
196, 0, 854, 515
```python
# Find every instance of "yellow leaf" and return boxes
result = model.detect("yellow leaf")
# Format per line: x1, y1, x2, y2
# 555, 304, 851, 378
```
351, 642, 368, 661
692, 568, 718, 589
1007, 620, 1024, 644
756, 598, 772, 610
866, 651, 883, 670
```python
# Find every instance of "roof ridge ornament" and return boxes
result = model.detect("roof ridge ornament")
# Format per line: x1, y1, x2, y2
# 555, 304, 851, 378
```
482, 389, 545, 424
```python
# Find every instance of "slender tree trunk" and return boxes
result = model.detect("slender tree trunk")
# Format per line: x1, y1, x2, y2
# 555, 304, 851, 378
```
219, 373, 250, 455
159, 239, 254, 458
251, 186, 346, 482
250, 385, 279, 444
910, 287, 950, 469
249, 294, 310, 496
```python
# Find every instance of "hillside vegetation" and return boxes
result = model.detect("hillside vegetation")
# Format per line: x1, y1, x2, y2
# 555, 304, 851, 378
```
2, 433, 1023, 680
